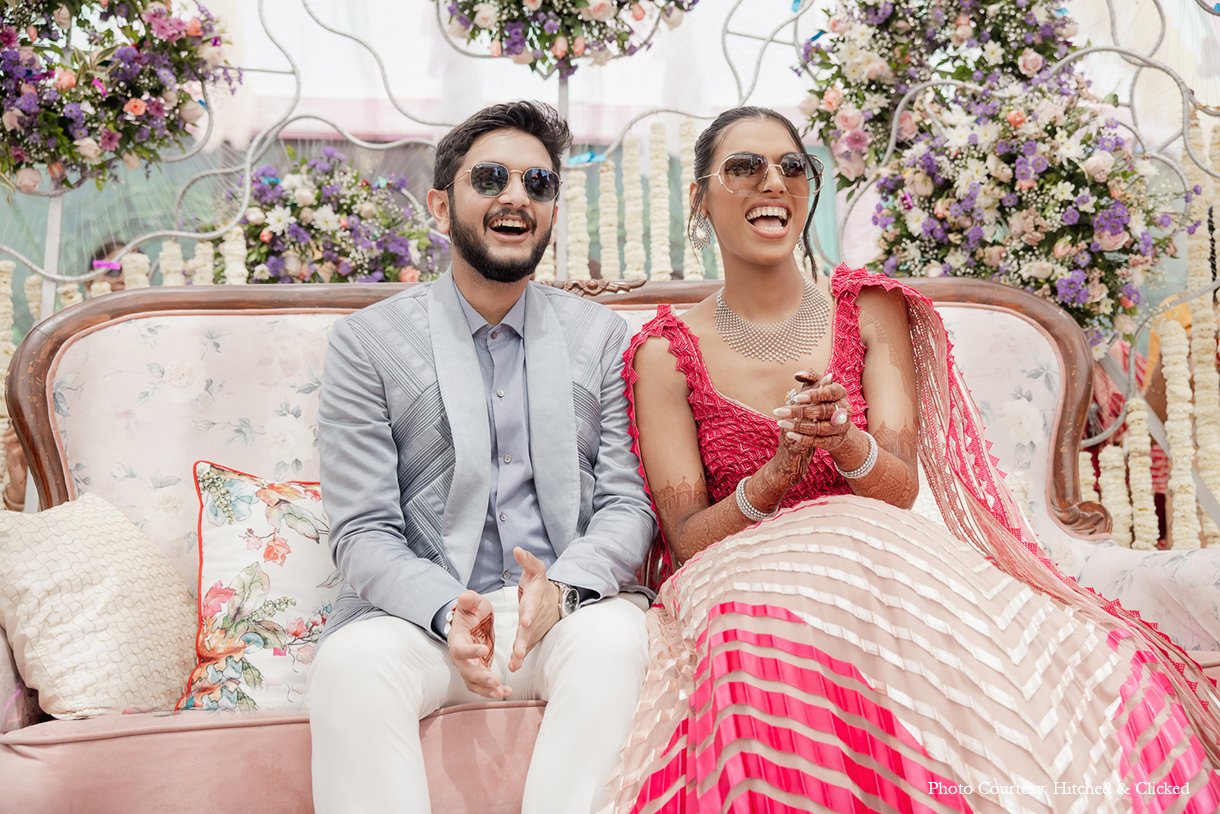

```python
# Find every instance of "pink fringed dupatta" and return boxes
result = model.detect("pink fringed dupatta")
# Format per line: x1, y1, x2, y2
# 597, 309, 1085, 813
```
834, 266, 1220, 759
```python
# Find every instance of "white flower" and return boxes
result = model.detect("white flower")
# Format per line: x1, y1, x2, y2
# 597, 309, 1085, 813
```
446, 15, 471, 39
252, 263, 271, 281
941, 108, 973, 129
78, 101, 95, 116
161, 359, 207, 403
904, 208, 928, 234
358, 201, 378, 219
245, 207, 266, 225
1052, 181, 1075, 201
1081, 150, 1115, 181
862, 92, 887, 116
265, 414, 314, 463
945, 249, 968, 270
945, 126, 972, 151
975, 121, 1002, 147
281, 173, 307, 192
299, 207, 314, 225
662, 7, 683, 29
798, 94, 821, 118
472, 2, 498, 28
1024, 260, 1054, 280
266, 206, 295, 235
1001, 397, 1043, 441
923, 261, 945, 277
955, 157, 988, 194
313, 204, 341, 232
846, 25, 874, 46
294, 187, 316, 207
1134, 159, 1156, 177
122, 151, 140, 170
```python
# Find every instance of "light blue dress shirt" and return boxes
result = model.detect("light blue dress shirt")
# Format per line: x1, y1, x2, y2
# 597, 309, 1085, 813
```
430, 282, 560, 636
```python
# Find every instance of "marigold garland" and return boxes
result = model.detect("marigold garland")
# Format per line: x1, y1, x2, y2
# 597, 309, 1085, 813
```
1126, 397, 1159, 550
1097, 443, 1132, 546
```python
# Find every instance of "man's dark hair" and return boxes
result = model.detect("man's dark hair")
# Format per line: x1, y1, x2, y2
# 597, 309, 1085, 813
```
432, 101, 572, 193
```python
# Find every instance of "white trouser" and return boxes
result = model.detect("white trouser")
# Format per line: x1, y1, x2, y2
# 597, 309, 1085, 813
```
308, 588, 649, 814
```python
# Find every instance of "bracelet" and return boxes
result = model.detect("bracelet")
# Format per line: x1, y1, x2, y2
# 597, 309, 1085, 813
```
3, 486, 24, 512
735, 476, 778, 523
835, 431, 878, 480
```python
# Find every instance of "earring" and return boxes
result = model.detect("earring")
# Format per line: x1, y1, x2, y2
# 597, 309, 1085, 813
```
691, 212, 711, 251
796, 233, 806, 253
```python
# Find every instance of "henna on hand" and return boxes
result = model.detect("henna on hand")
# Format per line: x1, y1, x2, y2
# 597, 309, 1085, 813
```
471, 612, 495, 669
836, 421, 920, 509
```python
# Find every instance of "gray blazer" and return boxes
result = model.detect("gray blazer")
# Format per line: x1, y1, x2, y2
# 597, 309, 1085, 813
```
318, 271, 657, 642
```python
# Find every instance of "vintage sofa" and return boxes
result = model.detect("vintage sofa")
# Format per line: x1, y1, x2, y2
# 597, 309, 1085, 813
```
2, 275, 1217, 814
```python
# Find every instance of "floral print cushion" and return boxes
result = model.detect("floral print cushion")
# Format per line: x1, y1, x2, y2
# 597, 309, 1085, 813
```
177, 462, 338, 711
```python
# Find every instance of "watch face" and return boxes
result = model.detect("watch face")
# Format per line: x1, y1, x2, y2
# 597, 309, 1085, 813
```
561, 585, 579, 616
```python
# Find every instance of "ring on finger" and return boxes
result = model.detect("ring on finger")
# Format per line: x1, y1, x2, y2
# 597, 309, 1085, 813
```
831, 406, 850, 426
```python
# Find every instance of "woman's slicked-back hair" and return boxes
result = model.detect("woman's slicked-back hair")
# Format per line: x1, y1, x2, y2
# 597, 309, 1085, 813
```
432, 100, 572, 193
688, 106, 824, 278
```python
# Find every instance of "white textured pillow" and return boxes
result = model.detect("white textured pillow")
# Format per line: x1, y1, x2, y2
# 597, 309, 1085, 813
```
0, 493, 197, 717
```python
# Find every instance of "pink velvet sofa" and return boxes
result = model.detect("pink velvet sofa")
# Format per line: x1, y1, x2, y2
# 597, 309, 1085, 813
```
2, 276, 1206, 814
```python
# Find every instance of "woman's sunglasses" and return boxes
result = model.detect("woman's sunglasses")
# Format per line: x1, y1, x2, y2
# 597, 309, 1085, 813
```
701, 152, 824, 198
448, 162, 563, 203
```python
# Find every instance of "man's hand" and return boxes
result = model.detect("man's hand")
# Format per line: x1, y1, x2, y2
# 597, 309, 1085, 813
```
509, 547, 561, 673
447, 590, 511, 699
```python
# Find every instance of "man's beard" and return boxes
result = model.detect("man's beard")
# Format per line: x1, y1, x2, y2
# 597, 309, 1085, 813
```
449, 206, 553, 284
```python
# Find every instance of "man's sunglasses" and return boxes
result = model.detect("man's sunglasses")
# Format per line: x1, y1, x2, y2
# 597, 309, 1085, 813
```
447, 162, 563, 203
700, 152, 824, 198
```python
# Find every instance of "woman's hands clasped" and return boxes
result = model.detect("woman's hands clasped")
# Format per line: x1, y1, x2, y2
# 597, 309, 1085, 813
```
772, 370, 853, 462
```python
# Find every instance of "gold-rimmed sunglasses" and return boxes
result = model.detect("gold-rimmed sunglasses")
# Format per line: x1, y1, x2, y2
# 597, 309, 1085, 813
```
445, 162, 563, 203
699, 152, 824, 198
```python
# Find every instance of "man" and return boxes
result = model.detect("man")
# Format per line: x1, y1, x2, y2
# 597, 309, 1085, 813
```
308, 101, 656, 814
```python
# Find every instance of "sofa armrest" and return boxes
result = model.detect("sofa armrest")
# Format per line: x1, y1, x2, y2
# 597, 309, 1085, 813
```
0, 623, 41, 732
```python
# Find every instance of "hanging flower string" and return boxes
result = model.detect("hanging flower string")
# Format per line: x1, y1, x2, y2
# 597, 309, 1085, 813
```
1, 1, 240, 192
1160, 318, 1203, 549
1097, 443, 1132, 546
598, 158, 620, 279
621, 134, 647, 280
1126, 397, 1159, 550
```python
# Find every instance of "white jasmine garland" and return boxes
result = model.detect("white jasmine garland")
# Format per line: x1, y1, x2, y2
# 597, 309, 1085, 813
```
56, 281, 83, 311
1097, 444, 1132, 546
88, 279, 111, 298
120, 251, 151, 289
1160, 318, 1202, 548
0, 261, 12, 495
1079, 450, 1099, 503
565, 169, 590, 281
24, 274, 42, 323
679, 118, 703, 279
621, 135, 647, 280
598, 159, 621, 279
158, 240, 186, 287
648, 122, 672, 281
1126, 398, 1159, 549
534, 235, 556, 282
188, 242, 214, 285
221, 227, 249, 285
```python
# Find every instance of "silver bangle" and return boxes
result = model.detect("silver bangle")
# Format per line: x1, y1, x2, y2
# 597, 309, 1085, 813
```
835, 431, 878, 480
735, 476, 778, 523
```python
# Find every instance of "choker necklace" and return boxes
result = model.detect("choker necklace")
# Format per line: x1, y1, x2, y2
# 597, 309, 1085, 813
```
714, 277, 830, 362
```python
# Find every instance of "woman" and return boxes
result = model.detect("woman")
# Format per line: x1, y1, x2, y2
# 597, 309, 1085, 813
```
603, 107, 1220, 814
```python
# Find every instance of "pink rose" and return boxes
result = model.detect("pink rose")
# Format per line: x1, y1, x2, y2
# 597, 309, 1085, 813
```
47, 161, 65, 180
982, 246, 1005, 267
933, 198, 952, 220
1017, 48, 1045, 77
186, 17, 202, 36
54, 67, 76, 90
829, 17, 850, 34
15, 167, 41, 193
820, 87, 843, 112
836, 151, 866, 181
583, 0, 615, 21
834, 106, 863, 132
573, 36, 586, 55
489, 39, 502, 57
897, 110, 916, 140
864, 61, 893, 83
1053, 237, 1074, 259
951, 24, 973, 46
523, 0, 543, 10
631, 3, 645, 21
908, 171, 934, 197
551, 35, 568, 59
1096, 229, 1129, 252
123, 98, 147, 116
955, 13, 971, 26
398, 267, 421, 283
1082, 151, 1115, 182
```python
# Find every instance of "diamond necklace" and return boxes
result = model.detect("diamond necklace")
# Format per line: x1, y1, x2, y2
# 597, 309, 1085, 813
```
714, 277, 830, 362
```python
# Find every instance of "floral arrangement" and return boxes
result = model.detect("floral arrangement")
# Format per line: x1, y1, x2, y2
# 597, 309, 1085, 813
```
204, 146, 447, 284
1, 0, 238, 192
797, 0, 1200, 340
444, 0, 696, 76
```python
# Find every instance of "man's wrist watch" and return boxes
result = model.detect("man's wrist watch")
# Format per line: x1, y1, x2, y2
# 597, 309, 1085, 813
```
551, 580, 579, 619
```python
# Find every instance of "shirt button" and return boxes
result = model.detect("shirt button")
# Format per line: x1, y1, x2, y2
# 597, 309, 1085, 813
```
491, 331, 499, 340
496, 389, 504, 398
503, 454, 512, 463
502, 570, 511, 579
499, 512, 507, 522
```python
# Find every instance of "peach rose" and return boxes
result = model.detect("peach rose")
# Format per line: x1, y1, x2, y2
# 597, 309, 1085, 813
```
489, 40, 502, 58
1006, 109, 1026, 128
551, 36, 568, 59
523, 0, 543, 10
186, 17, 202, 36
398, 267, 421, 283
47, 161, 65, 180
982, 246, 1005, 267
897, 110, 917, 140
123, 151, 140, 169
512, 51, 534, 65
933, 197, 952, 220
1025, 260, 1053, 279
54, 67, 76, 90
631, 3, 645, 21
573, 36, 586, 55
908, 171, 934, 197
1053, 237, 1074, 259
1082, 151, 1115, 182
820, 87, 843, 112
259, 229, 273, 243
1, 110, 20, 131
584, 0, 615, 21
123, 98, 147, 116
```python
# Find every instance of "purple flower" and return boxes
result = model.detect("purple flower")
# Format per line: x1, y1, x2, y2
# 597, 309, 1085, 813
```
99, 129, 120, 151
996, 140, 1011, 155
1030, 155, 1048, 173
0, 27, 16, 48
287, 223, 310, 243
1157, 213, 1172, 229
1022, 141, 1038, 156
1063, 207, 1079, 225
544, 19, 559, 33
321, 146, 348, 163
15, 92, 39, 115
146, 98, 166, 118
1001, 193, 1019, 207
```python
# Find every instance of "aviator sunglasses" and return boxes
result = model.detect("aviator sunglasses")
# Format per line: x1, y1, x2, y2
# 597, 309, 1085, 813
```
447, 162, 563, 203
700, 152, 824, 198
